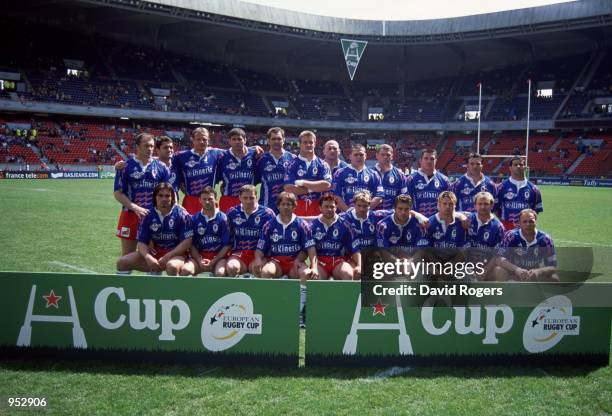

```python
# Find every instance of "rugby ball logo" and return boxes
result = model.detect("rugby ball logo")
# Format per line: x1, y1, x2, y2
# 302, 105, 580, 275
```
523, 295, 580, 353
201, 292, 262, 352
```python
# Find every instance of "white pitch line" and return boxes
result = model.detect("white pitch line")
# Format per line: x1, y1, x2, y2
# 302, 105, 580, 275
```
49, 261, 96, 274
362, 366, 412, 382
555, 239, 612, 247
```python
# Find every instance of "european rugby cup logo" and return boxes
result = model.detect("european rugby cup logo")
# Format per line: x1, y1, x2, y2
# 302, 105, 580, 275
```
523, 295, 580, 353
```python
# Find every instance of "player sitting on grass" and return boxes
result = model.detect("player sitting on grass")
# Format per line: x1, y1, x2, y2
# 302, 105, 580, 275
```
116, 182, 192, 276
495, 208, 559, 282
310, 193, 361, 280
180, 186, 231, 277
225, 184, 276, 277
253, 191, 317, 279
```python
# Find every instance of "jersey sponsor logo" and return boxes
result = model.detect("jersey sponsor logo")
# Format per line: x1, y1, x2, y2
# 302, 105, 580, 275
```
227, 162, 238, 170
197, 226, 206, 235
314, 231, 325, 240
186, 160, 198, 168
389, 235, 399, 244
297, 169, 306, 177
271, 232, 282, 242
150, 222, 161, 232
462, 187, 471, 195
264, 163, 275, 172
201, 292, 262, 352
233, 217, 245, 225
504, 191, 516, 199
433, 231, 444, 240
346, 175, 356, 184
523, 296, 580, 353
416, 182, 426, 190
130, 170, 145, 179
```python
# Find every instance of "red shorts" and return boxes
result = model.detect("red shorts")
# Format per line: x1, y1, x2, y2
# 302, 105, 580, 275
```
219, 196, 241, 213
150, 247, 187, 261
501, 220, 516, 231
271, 256, 295, 276
318, 255, 349, 276
116, 210, 139, 240
295, 199, 320, 216
229, 250, 256, 267
182, 195, 202, 215
198, 251, 228, 261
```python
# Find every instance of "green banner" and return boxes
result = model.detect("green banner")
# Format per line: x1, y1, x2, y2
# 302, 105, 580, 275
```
0, 273, 300, 366
306, 282, 611, 366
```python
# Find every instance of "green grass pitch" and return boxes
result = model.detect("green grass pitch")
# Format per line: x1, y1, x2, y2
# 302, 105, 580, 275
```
0, 179, 611, 415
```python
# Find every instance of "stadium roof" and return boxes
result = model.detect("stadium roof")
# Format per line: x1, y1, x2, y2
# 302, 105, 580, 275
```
5, 0, 612, 82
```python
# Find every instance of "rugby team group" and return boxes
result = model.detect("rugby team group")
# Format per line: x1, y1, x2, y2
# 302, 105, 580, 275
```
113, 126, 558, 285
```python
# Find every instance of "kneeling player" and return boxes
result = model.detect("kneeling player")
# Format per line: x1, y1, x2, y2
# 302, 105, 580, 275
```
495, 209, 558, 282
311, 194, 360, 280
116, 182, 192, 276
181, 186, 231, 277
226, 184, 276, 276
253, 192, 317, 279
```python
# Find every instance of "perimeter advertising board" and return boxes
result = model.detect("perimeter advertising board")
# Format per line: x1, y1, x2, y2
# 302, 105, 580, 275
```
0, 273, 300, 366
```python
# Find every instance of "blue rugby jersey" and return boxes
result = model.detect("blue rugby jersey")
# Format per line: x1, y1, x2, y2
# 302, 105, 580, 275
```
137, 205, 192, 249
310, 216, 359, 257
173, 148, 223, 197
330, 159, 349, 176
191, 210, 231, 252
284, 155, 332, 201
114, 158, 170, 210
373, 164, 408, 210
499, 228, 556, 268
425, 213, 469, 249
227, 204, 276, 251
405, 170, 451, 217
216, 148, 258, 196
340, 208, 391, 249
497, 178, 543, 225
467, 212, 505, 249
332, 165, 384, 208
376, 214, 427, 250
256, 151, 296, 210
451, 174, 498, 212
256, 215, 314, 257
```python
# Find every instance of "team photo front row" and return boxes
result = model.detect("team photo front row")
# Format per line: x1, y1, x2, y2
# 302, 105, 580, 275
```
116, 183, 558, 283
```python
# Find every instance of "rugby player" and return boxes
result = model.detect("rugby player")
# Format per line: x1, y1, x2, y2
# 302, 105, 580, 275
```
376, 194, 428, 263
310, 194, 361, 280
256, 127, 296, 213
373, 144, 408, 210
174, 127, 223, 215
253, 192, 316, 279
225, 184, 276, 277
114, 133, 171, 255
405, 148, 451, 216
496, 209, 558, 282
497, 156, 543, 229
452, 152, 497, 212
284, 130, 332, 216
216, 127, 258, 213
332, 144, 384, 212
180, 186, 231, 277
116, 182, 192, 276
466, 191, 506, 280
323, 139, 349, 175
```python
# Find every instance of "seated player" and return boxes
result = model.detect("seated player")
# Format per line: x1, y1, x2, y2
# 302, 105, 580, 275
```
116, 182, 192, 276
311, 194, 361, 280
466, 191, 506, 280
180, 186, 231, 277
253, 192, 317, 279
226, 184, 276, 277
376, 194, 428, 265
495, 209, 559, 282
